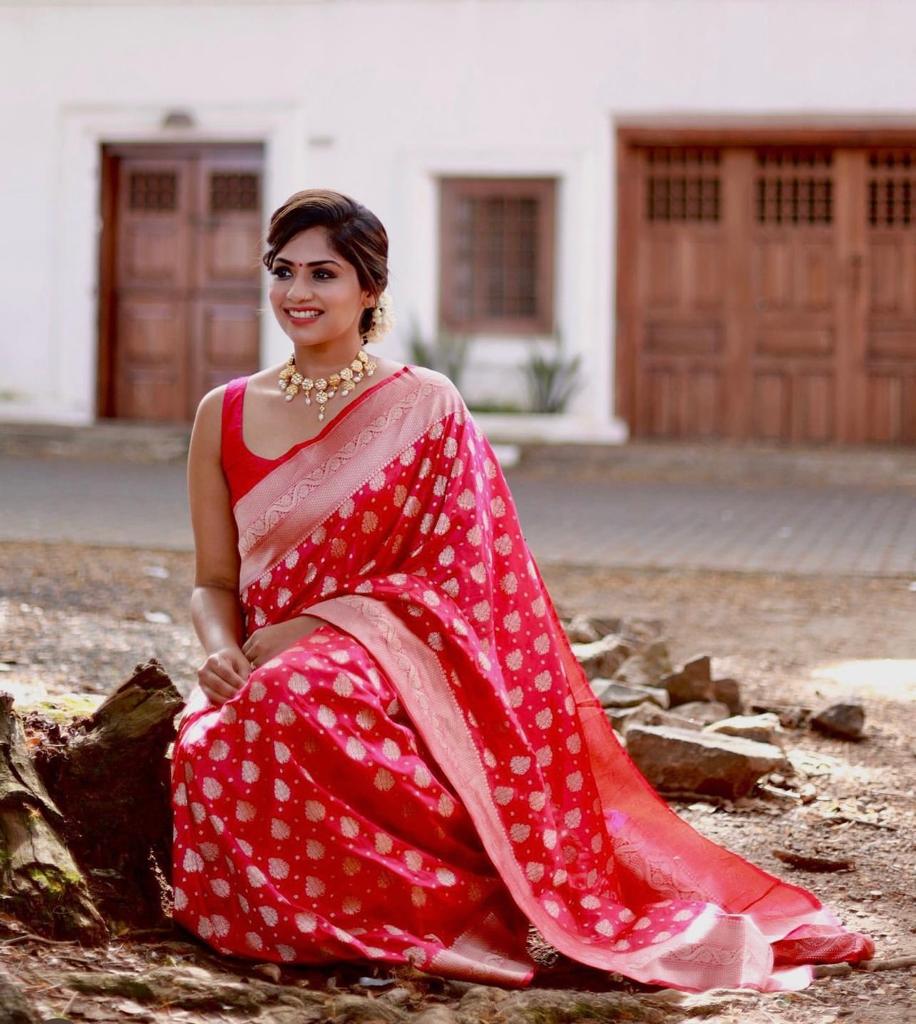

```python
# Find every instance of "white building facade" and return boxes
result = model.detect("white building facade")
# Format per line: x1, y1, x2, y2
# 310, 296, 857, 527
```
2, 0, 915, 445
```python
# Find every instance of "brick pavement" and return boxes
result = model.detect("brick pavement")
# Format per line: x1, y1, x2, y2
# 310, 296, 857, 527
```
0, 454, 913, 577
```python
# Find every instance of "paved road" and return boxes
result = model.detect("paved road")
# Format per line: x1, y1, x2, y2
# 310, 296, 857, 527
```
0, 455, 913, 576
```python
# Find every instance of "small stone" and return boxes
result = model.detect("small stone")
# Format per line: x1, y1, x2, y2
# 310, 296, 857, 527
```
413, 1007, 461, 1024
814, 700, 863, 741
571, 636, 631, 680
625, 725, 789, 799
622, 704, 701, 732
591, 680, 669, 710
613, 653, 663, 689
143, 610, 172, 625
661, 655, 715, 706
711, 677, 743, 715
811, 702, 866, 741
382, 987, 411, 1005
673, 701, 731, 726
642, 638, 673, 678
705, 712, 782, 745
252, 962, 281, 982
799, 783, 817, 804
563, 614, 600, 644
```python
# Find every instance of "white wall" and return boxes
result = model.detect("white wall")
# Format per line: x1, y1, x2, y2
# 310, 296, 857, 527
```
2, 0, 916, 434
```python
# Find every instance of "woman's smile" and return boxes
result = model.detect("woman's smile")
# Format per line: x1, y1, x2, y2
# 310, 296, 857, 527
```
285, 307, 323, 322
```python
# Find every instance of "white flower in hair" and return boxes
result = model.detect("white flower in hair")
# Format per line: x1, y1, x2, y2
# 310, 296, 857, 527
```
364, 290, 395, 343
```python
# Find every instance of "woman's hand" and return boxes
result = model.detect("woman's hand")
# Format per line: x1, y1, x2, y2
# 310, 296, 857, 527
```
197, 645, 251, 707
242, 615, 324, 669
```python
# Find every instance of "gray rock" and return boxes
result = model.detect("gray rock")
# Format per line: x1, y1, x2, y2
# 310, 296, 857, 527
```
811, 702, 866, 740
660, 655, 715, 706
563, 614, 601, 644
613, 653, 663, 689
642, 638, 674, 679
590, 615, 624, 637
571, 635, 631, 680
590, 679, 670, 709
704, 712, 783, 745
620, 704, 702, 732
673, 700, 731, 726
625, 725, 789, 799
711, 677, 743, 715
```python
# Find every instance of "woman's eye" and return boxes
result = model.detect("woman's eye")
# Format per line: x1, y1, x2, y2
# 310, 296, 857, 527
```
314, 269, 334, 280
270, 267, 291, 279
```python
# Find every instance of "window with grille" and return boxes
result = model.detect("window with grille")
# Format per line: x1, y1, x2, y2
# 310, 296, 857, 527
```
867, 149, 916, 227
755, 148, 833, 225
128, 171, 177, 211
644, 147, 721, 223
439, 178, 556, 334
210, 172, 260, 213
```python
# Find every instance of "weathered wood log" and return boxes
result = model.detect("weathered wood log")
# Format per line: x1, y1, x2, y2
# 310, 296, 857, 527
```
0, 692, 107, 944
23, 659, 184, 934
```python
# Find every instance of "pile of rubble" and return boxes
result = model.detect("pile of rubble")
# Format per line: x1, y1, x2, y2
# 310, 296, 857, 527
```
562, 614, 866, 801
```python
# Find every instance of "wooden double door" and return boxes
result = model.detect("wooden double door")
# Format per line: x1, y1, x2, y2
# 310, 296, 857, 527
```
98, 144, 263, 422
617, 135, 916, 444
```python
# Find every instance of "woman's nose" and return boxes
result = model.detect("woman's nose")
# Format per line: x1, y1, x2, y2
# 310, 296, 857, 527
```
286, 272, 314, 302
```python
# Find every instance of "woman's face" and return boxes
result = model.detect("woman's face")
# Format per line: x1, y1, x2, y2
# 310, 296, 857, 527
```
268, 226, 373, 351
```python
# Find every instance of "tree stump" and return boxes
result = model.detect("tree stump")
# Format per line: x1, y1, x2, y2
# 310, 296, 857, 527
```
1, 659, 184, 943
0, 691, 106, 944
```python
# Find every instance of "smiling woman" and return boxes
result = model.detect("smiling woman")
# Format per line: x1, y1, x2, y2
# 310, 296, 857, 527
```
169, 188, 873, 992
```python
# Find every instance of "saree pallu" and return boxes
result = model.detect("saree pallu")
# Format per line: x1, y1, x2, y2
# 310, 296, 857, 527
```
171, 365, 873, 991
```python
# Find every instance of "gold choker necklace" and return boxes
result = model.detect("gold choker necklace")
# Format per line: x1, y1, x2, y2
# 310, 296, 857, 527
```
278, 350, 377, 422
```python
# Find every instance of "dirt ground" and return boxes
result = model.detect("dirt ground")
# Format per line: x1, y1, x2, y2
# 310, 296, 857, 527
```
0, 540, 913, 1023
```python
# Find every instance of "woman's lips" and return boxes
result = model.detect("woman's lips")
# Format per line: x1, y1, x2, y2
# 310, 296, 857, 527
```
286, 310, 323, 323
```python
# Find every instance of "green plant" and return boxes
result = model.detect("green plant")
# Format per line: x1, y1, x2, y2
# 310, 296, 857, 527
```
523, 344, 582, 413
407, 320, 471, 390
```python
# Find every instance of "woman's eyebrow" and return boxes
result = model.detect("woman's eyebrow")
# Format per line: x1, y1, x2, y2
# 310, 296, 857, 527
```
274, 257, 342, 268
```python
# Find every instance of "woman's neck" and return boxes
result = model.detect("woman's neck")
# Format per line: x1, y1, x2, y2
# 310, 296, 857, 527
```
291, 340, 364, 380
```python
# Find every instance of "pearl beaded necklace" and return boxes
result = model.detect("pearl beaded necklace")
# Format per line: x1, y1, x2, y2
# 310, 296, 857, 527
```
277, 349, 377, 422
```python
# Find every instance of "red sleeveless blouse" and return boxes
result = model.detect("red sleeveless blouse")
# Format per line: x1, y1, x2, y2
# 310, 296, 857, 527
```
220, 368, 413, 506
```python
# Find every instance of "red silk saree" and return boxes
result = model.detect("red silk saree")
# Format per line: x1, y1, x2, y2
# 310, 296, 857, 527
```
171, 364, 873, 991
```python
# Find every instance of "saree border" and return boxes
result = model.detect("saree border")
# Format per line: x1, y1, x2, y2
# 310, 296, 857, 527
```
305, 595, 820, 992
236, 369, 464, 592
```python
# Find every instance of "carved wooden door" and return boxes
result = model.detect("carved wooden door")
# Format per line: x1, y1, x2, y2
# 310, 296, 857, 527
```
746, 148, 845, 443
620, 139, 916, 444
101, 144, 262, 421
863, 149, 916, 443
628, 147, 730, 439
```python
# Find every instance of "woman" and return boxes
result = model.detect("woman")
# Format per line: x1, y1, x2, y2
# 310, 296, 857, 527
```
171, 189, 873, 992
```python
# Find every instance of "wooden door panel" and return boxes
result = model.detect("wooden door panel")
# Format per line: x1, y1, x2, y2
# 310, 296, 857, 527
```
106, 145, 262, 421
646, 320, 722, 355
752, 373, 791, 440
189, 299, 260, 415
643, 235, 680, 307
755, 240, 794, 308
119, 299, 185, 362
757, 327, 834, 356
115, 301, 187, 421
689, 238, 725, 309
188, 153, 262, 408
122, 223, 188, 286
864, 149, 916, 441
113, 157, 192, 419
747, 148, 841, 442
117, 162, 191, 289
632, 146, 729, 438
869, 240, 907, 313
797, 372, 834, 442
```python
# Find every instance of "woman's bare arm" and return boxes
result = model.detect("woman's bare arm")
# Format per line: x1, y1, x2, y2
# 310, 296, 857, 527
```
186, 387, 251, 704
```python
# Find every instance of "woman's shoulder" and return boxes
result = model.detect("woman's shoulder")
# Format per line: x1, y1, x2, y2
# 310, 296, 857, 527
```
401, 362, 464, 398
